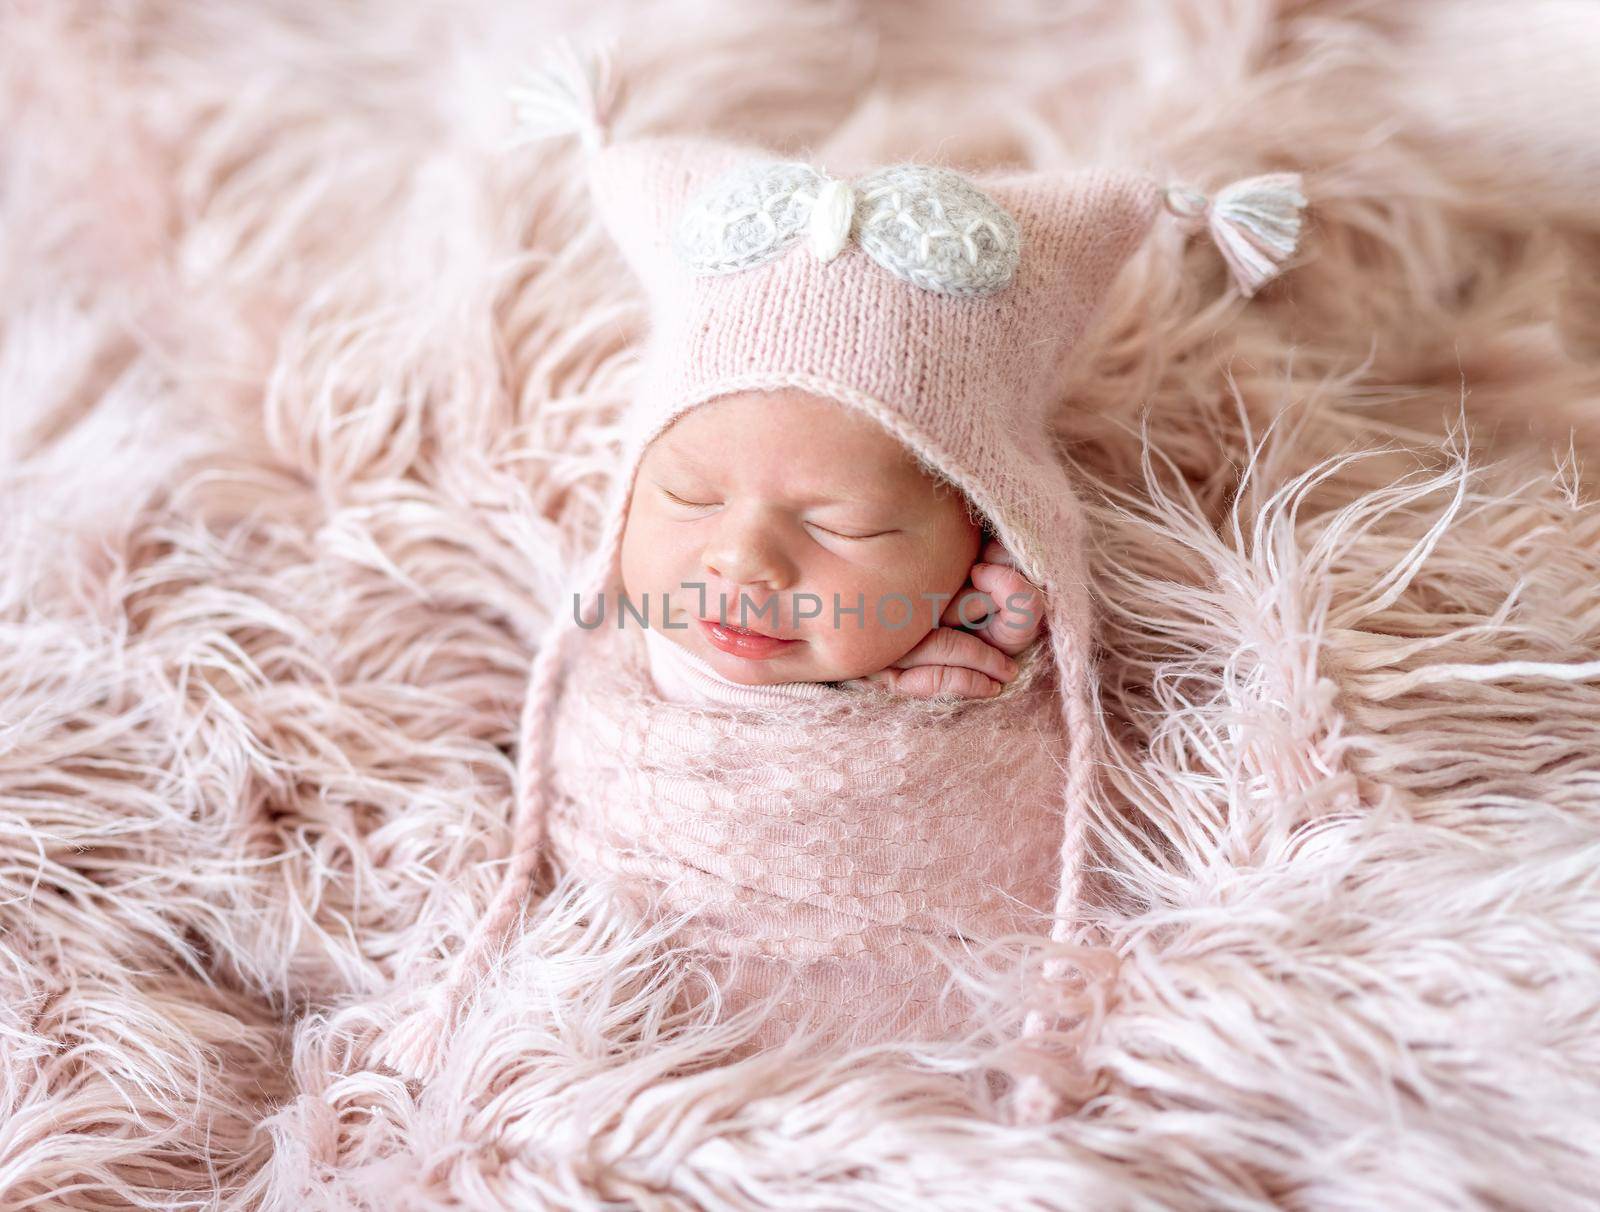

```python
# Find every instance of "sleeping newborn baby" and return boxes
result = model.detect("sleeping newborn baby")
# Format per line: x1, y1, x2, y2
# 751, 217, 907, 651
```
534, 381, 1071, 1056
619, 388, 1047, 706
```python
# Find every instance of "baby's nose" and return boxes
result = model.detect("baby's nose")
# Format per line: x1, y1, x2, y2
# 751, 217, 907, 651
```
701, 515, 793, 590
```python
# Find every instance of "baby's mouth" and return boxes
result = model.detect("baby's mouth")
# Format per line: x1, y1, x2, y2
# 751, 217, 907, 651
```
700, 617, 788, 640
696, 617, 802, 660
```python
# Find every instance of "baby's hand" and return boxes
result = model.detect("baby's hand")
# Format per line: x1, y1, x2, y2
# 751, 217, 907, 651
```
942, 537, 1047, 657
849, 626, 1020, 699
846, 538, 1047, 701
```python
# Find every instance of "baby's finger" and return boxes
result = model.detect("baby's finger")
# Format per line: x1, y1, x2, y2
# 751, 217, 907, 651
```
940, 537, 1027, 630
942, 586, 999, 629
937, 581, 973, 628
980, 536, 1018, 568
875, 663, 1002, 700
846, 670, 897, 695
968, 563, 1045, 654
894, 626, 1018, 685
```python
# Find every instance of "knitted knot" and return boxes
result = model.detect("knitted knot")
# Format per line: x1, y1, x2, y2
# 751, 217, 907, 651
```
1003, 942, 1123, 1125
672, 160, 1023, 296
807, 178, 856, 263
1160, 185, 1212, 227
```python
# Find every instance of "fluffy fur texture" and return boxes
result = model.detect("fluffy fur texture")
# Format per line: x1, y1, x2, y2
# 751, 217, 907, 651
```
3, 1, 1599, 1208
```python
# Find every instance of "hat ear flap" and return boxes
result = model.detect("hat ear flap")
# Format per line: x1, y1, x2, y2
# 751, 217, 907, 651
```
584, 136, 766, 299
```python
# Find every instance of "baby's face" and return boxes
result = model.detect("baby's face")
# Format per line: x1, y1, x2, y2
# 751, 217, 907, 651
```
619, 389, 983, 684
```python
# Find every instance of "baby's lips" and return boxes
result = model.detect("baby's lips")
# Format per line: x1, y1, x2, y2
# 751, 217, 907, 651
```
698, 616, 801, 642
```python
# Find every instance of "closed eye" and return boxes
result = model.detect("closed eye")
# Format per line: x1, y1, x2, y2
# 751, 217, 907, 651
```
660, 487, 717, 509
807, 522, 896, 540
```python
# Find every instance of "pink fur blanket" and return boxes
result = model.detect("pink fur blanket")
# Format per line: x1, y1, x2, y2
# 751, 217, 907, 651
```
5, 2, 1600, 1208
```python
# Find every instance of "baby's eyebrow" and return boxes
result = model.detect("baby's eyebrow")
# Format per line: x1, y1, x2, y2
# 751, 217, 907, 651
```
796, 491, 896, 507
656, 442, 905, 509
654, 442, 709, 473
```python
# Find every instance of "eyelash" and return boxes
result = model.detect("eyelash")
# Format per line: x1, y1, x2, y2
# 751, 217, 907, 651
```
808, 523, 889, 541
660, 489, 889, 540
663, 490, 715, 509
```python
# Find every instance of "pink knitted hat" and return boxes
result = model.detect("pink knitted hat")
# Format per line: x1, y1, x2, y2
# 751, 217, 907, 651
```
379, 40, 1308, 1125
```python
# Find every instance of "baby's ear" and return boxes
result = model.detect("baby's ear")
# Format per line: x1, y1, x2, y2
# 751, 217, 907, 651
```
585, 135, 762, 301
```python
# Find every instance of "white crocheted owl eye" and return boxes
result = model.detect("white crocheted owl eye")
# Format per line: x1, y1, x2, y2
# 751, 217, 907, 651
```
671, 160, 826, 275
851, 164, 1021, 295
671, 159, 1022, 296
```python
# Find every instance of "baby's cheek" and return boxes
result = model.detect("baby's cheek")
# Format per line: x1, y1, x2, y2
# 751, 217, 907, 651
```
618, 513, 666, 610
801, 584, 943, 679
811, 614, 903, 678
620, 505, 688, 602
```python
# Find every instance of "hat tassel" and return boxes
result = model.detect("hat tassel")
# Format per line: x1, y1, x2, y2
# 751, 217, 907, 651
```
1163, 172, 1308, 298
507, 35, 618, 154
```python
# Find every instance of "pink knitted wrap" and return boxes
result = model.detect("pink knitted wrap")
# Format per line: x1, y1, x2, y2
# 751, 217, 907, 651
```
546, 615, 1066, 1056
377, 42, 1307, 1127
